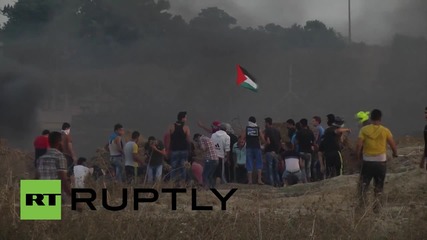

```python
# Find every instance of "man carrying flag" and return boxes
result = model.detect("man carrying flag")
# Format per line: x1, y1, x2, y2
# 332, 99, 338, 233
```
236, 65, 258, 92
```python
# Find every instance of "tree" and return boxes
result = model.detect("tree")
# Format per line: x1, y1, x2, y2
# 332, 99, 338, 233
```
189, 7, 237, 31
303, 20, 344, 48
304, 20, 327, 32
1, 0, 66, 38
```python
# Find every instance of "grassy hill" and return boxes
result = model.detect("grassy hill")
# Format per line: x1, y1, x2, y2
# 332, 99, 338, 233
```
1, 139, 427, 239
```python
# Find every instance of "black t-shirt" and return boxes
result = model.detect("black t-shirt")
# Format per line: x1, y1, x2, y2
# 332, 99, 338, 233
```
265, 127, 282, 153
319, 127, 341, 153
424, 124, 427, 157
246, 126, 261, 149
170, 123, 188, 151
145, 141, 165, 166
296, 128, 314, 153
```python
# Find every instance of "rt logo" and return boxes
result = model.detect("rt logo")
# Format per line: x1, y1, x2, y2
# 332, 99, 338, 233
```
20, 180, 62, 220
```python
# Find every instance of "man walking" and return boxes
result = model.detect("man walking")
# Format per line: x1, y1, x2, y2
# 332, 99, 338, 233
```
264, 117, 282, 187
33, 129, 50, 167
36, 131, 71, 198
356, 109, 398, 212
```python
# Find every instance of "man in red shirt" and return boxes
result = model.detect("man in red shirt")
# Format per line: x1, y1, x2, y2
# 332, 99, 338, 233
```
34, 130, 50, 167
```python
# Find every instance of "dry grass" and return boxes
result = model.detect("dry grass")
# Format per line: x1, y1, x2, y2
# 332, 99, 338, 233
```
1, 138, 427, 240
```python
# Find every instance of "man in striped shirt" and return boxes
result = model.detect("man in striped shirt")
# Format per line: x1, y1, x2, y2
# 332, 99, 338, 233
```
194, 133, 218, 189
36, 131, 72, 198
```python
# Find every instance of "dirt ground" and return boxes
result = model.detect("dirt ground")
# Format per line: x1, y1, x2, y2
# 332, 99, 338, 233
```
1, 137, 427, 239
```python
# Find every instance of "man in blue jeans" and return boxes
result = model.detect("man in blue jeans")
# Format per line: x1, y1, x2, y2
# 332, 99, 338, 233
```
296, 119, 315, 183
145, 136, 167, 184
244, 116, 265, 185
264, 117, 282, 187
168, 112, 191, 186
108, 124, 125, 182
311, 116, 325, 181
194, 133, 218, 189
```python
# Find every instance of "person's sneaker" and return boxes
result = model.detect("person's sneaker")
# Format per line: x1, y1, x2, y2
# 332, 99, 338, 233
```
257, 181, 264, 185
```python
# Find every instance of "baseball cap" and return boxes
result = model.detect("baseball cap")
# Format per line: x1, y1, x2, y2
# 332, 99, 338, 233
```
332, 116, 345, 128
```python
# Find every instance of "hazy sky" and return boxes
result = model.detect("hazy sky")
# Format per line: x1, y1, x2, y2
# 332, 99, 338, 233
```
0, 0, 426, 44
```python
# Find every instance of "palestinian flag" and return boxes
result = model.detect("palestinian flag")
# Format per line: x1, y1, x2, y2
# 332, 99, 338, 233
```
236, 64, 258, 92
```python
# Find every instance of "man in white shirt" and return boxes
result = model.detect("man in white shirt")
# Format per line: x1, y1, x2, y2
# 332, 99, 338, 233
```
211, 123, 231, 184
73, 157, 94, 188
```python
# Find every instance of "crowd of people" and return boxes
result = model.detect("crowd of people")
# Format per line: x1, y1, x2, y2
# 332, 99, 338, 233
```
32, 107, 427, 210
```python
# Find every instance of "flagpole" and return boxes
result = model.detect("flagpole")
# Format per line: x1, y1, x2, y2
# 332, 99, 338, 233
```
348, 0, 352, 43
228, 87, 234, 184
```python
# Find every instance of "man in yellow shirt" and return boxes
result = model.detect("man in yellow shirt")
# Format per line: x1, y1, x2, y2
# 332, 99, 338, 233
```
356, 109, 398, 212
124, 131, 144, 183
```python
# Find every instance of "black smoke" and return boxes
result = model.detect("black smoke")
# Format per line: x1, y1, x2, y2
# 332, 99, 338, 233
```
0, 61, 42, 140
0, 0, 425, 157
